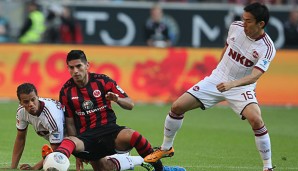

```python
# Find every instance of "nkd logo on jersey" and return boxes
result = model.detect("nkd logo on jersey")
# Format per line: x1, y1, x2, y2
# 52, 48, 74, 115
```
228, 48, 254, 67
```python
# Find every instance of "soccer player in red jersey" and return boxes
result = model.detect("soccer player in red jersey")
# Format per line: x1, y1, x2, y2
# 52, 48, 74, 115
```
11, 83, 156, 171
48, 50, 185, 171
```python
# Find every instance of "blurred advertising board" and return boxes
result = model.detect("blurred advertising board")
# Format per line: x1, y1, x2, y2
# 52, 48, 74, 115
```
71, 3, 289, 49
0, 44, 297, 106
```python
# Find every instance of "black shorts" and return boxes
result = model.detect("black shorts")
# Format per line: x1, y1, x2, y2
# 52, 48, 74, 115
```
73, 124, 126, 161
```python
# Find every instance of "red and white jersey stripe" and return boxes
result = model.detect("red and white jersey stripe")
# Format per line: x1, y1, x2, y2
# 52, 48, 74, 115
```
16, 98, 65, 144
208, 21, 276, 84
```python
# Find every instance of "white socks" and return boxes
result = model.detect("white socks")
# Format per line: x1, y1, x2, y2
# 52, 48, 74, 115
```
255, 132, 272, 169
161, 114, 184, 150
108, 154, 144, 170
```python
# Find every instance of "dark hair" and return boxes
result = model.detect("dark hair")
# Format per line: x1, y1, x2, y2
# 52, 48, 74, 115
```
244, 2, 269, 28
17, 83, 38, 100
66, 50, 87, 64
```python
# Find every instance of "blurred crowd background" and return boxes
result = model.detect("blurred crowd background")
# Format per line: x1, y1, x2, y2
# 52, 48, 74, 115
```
0, 0, 297, 49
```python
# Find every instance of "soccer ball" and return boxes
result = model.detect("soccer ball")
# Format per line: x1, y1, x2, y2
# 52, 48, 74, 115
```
43, 152, 70, 171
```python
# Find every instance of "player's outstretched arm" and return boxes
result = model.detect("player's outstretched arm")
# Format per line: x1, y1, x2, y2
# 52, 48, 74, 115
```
15, 140, 61, 170
11, 130, 27, 169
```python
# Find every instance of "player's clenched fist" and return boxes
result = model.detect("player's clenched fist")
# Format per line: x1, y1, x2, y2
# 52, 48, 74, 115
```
216, 82, 234, 92
105, 92, 119, 102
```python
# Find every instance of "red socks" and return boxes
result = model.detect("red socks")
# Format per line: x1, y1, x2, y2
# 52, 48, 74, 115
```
130, 131, 153, 158
55, 139, 76, 158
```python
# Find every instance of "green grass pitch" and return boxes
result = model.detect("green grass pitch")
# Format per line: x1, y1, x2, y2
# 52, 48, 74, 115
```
0, 101, 297, 171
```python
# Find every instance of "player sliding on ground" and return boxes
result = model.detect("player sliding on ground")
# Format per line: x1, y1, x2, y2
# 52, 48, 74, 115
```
42, 50, 186, 171
11, 83, 156, 171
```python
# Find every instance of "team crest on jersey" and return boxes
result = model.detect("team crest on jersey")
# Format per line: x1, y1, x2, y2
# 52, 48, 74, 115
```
93, 90, 101, 98
193, 86, 200, 91
82, 100, 94, 110
252, 50, 259, 59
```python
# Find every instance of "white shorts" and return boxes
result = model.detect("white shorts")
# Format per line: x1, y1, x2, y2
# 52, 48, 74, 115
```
187, 78, 258, 118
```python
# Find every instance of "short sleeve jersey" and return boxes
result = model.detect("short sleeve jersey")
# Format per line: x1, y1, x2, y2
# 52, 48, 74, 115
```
208, 21, 276, 84
59, 73, 128, 134
16, 98, 65, 144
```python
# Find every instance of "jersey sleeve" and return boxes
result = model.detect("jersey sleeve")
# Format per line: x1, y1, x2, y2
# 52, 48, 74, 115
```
103, 75, 128, 98
226, 21, 242, 45
254, 36, 276, 72
49, 130, 64, 144
45, 100, 65, 144
48, 111, 64, 144
16, 107, 28, 131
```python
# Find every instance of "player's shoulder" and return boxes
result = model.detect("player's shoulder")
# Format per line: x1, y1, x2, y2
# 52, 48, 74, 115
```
231, 21, 244, 28
16, 105, 25, 116
40, 98, 60, 105
261, 33, 275, 46
90, 73, 113, 82
40, 98, 64, 111
257, 33, 276, 54
60, 78, 75, 91
228, 21, 244, 35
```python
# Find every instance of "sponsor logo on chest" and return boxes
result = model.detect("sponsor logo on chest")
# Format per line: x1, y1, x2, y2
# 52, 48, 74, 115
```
82, 100, 94, 110
72, 89, 107, 116
228, 48, 255, 67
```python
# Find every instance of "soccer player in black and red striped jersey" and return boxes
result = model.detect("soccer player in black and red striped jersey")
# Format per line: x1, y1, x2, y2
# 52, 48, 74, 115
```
48, 50, 185, 171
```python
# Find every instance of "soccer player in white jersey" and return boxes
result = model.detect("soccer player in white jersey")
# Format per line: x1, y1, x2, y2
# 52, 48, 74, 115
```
145, 2, 276, 171
10, 83, 156, 171
11, 83, 65, 170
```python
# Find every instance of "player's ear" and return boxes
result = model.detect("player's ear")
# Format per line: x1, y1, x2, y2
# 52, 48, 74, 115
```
86, 62, 90, 69
259, 21, 265, 28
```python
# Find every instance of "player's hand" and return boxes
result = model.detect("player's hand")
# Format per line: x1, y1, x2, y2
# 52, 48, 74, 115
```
105, 92, 119, 102
76, 157, 84, 171
19, 164, 33, 170
76, 157, 89, 171
216, 82, 234, 92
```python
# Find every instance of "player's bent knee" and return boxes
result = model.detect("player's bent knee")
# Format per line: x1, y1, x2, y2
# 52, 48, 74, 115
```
247, 117, 264, 129
171, 102, 185, 114
118, 128, 134, 140
115, 129, 134, 150
64, 136, 85, 151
